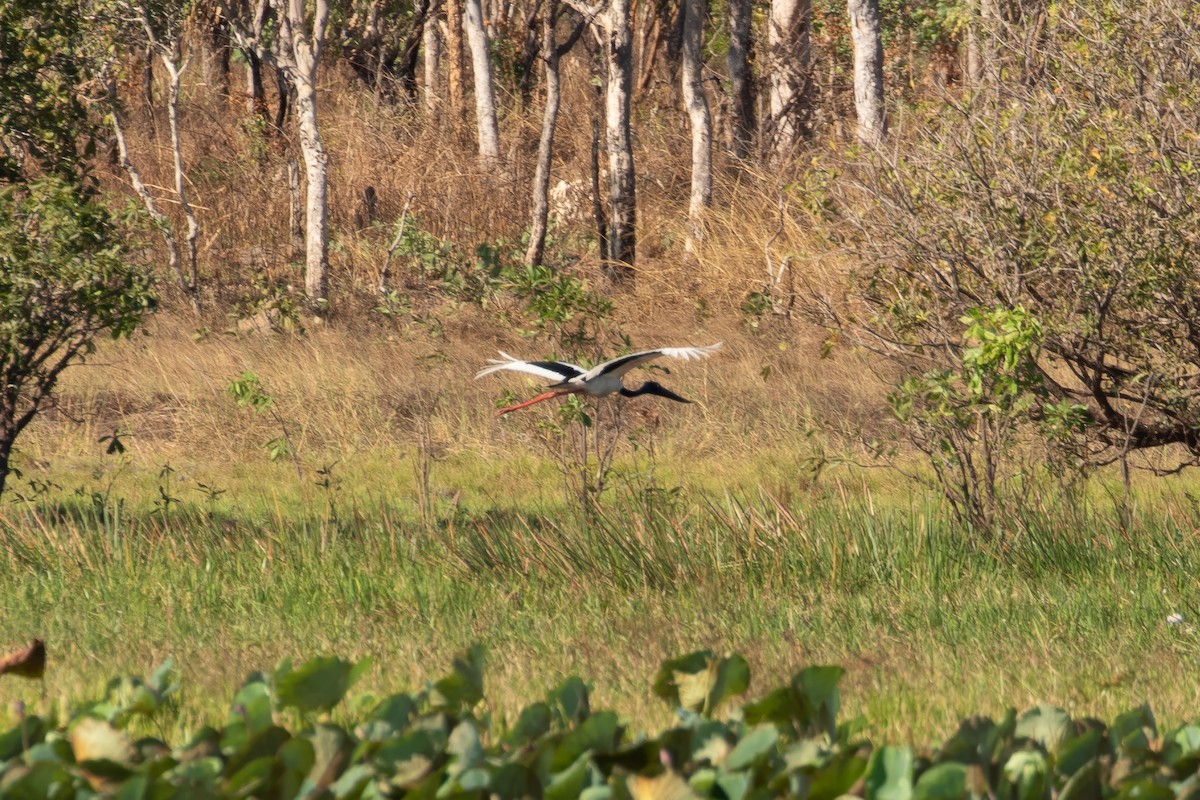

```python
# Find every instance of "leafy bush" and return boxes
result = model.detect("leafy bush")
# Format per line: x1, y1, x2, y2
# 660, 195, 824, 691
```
816, 0, 1200, 519
0, 178, 155, 496
390, 219, 610, 340
3, 647, 1199, 798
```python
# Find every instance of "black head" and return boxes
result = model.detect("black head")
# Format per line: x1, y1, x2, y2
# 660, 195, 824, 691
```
620, 381, 692, 403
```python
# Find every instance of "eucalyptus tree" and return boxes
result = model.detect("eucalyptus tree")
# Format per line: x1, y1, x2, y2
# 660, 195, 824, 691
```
444, 0, 467, 125
94, 0, 202, 314
463, 0, 501, 164
222, 0, 332, 306
726, 0, 754, 159
526, 2, 586, 267
423, 0, 441, 113
277, 0, 331, 305
565, 0, 636, 279
679, 0, 710, 237
847, 0, 885, 144
767, 0, 811, 162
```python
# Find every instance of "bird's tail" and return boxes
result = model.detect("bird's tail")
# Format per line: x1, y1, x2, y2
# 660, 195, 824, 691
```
474, 351, 523, 379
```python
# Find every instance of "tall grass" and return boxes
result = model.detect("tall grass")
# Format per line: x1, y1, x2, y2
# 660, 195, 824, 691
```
3, 476, 1199, 742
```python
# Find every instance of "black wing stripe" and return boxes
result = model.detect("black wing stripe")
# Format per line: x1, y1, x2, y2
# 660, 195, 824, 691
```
596, 352, 651, 377
530, 360, 584, 380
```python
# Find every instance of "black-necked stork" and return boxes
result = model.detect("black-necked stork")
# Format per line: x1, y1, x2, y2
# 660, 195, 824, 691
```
476, 343, 723, 416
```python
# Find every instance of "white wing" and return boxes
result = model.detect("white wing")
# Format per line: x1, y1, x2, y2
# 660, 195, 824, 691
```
584, 342, 723, 381
475, 351, 586, 382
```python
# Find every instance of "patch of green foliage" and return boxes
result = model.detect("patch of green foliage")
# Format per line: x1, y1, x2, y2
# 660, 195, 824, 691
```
3, 647, 1199, 799
388, 217, 611, 339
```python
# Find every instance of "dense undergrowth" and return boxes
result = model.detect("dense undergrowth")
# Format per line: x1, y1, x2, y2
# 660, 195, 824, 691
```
2, 643, 1199, 799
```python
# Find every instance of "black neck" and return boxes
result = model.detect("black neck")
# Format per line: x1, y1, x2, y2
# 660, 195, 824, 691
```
619, 381, 691, 403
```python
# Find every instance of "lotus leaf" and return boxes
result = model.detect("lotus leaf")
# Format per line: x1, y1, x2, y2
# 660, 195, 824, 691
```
865, 745, 914, 800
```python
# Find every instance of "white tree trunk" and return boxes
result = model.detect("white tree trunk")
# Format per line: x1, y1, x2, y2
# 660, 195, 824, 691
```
463, 0, 501, 165
557, 0, 636, 278
726, 0, 754, 159
848, 0, 886, 145
444, 0, 466, 126
526, 4, 563, 267
162, 55, 201, 313
768, 0, 811, 162
279, 0, 330, 305
603, 0, 636, 275
122, 3, 201, 314
680, 0, 711, 232
423, 0, 442, 115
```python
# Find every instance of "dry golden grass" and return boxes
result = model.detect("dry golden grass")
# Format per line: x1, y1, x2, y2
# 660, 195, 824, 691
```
99, 46, 834, 325
18, 304, 888, 511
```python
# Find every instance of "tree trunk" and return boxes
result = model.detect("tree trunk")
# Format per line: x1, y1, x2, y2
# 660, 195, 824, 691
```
590, 115, 608, 261
280, 0, 330, 306
227, 0, 271, 122
966, 0, 998, 87
142, 46, 155, 114
848, 0, 885, 145
726, 0, 754, 159
526, 3, 563, 267
111, 104, 194, 313
119, 11, 202, 313
444, 0, 467, 127
202, 5, 232, 97
245, 47, 266, 117
680, 0, 710, 234
463, 0, 502, 165
603, 0, 636, 278
288, 157, 304, 257
424, 0, 442, 114
0, 432, 11, 498
163, 55, 202, 313
767, 0, 811, 163
274, 65, 291, 133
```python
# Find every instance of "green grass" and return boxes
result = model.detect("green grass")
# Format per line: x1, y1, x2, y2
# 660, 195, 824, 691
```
3, 463, 1199, 748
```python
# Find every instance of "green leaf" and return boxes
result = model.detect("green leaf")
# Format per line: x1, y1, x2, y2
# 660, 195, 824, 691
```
0, 761, 76, 800
274, 656, 369, 715
913, 762, 969, 800
551, 711, 622, 772
358, 693, 417, 741
505, 701, 552, 746
652, 651, 751, 716
1055, 729, 1102, 779
430, 645, 485, 713
546, 754, 592, 800
1001, 750, 1048, 800
725, 725, 779, 771
714, 769, 752, 800
549, 676, 590, 725
447, 720, 484, 777
1111, 704, 1157, 752
1057, 758, 1101, 800
1015, 705, 1071, 752
865, 745, 914, 800
809, 752, 869, 800
1113, 781, 1175, 800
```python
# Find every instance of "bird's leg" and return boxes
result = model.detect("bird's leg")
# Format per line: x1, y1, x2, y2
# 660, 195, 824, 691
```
495, 391, 563, 417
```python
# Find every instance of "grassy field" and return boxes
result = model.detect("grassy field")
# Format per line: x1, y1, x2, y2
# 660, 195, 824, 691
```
2, 320, 1200, 746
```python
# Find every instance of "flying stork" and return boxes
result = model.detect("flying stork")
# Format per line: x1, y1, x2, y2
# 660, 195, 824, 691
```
476, 343, 723, 416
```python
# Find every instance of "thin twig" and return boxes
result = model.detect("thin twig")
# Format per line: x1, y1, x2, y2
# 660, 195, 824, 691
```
380, 191, 417, 295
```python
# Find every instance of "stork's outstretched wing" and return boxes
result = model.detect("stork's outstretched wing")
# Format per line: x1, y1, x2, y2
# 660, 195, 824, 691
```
474, 351, 586, 383
584, 342, 723, 381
